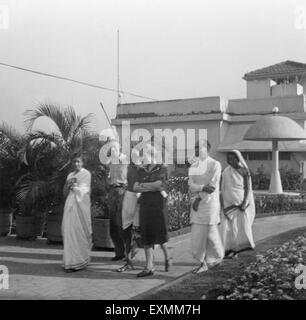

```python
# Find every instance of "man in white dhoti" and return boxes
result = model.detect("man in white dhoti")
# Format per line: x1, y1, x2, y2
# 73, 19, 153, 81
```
221, 150, 255, 259
62, 155, 92, 272
188, 140, 224, 274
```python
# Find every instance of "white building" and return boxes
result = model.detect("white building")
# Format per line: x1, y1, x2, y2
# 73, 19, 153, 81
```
112, 60, 306, 176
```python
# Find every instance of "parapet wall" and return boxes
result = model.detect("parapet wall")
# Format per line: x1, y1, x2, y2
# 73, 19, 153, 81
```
227, 95, 306, 115
116, 96, 226, 118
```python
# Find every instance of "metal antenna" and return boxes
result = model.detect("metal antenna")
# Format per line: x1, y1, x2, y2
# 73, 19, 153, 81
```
117, 29, 121, 105
98, 31, 121, 141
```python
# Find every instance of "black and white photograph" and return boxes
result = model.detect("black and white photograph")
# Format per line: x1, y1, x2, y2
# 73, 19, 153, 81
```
0, 0, 306, 305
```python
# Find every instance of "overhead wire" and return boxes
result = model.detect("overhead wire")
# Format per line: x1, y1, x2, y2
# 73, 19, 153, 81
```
0, 62, 158, 102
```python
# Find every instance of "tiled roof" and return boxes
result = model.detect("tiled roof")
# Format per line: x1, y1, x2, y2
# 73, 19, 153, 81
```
243, 60, 306, 80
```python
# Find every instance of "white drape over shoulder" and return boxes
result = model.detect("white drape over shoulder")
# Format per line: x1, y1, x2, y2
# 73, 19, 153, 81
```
62, 168, 92, 270
221, 150, 255, 253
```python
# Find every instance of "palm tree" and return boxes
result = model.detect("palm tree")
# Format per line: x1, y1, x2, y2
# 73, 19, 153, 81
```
24, 103, 93, 163
21, 103, 94, 210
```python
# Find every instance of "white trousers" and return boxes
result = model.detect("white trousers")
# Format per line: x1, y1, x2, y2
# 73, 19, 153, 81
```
191, 223, 224, 264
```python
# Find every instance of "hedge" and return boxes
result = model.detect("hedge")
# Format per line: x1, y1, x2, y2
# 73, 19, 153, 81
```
166, 176, 306, 232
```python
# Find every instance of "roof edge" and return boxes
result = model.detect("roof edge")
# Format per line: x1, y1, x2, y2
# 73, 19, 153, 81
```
117, 96, 222, 107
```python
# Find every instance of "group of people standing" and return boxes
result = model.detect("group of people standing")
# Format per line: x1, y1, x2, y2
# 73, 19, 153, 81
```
61, 138, 256, 277
189, 140, 255, 274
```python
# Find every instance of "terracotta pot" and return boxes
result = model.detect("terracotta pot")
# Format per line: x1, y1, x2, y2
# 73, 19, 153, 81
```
46, 214, 63, 243
92, 218, 114, 249
0, 210, 12, 237
16, 215, 37, 240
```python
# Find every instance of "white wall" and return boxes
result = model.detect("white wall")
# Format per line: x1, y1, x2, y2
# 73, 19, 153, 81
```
301, 78, 306, 93
228, 95, 305, 114
246, 79, 274, 99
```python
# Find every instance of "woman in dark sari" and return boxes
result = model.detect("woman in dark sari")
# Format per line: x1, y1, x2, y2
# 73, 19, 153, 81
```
133, 144, 171, 277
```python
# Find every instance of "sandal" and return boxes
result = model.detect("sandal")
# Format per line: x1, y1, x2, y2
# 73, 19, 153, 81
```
137, 268, 155, 278
116, 263, 134, 272
224, 250, 235, 259
232, 253, 239, 259
225, 251, 238, 259
65, 268, 78, 273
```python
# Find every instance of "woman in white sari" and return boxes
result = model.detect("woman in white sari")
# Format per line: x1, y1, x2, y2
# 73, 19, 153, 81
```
62, 155, 92, 272
221, 150, 255, 259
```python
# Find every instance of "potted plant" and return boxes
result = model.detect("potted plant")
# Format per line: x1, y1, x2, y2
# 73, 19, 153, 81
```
46, 203, 63, 243
0, 123, 23, 236
15, 206, 43, 240
0, 162, 15, 236
15, 139, 55, 240
0, 189, 13, 237
45, 168, 68, 244
91, 201, 114, 249
45, 156, 69, 244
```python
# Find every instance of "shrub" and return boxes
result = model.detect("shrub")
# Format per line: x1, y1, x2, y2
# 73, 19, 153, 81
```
166, 176, 190, 231
280, 167, 302, 191
255, 194, 306, 214
251, 165, 302, 191
90, 164, 110, 219
251, 166, 270, 190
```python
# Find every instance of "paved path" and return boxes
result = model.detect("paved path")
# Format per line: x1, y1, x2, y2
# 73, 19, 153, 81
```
0, 213, 306, 300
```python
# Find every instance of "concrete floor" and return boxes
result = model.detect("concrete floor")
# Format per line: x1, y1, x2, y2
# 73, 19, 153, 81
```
0, 213, 305, 300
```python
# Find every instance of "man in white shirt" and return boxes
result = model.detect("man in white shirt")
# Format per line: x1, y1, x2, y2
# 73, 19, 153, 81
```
188, 139, 224, 273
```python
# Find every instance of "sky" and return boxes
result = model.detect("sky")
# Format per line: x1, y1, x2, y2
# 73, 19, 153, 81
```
1, 0, 306, 133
